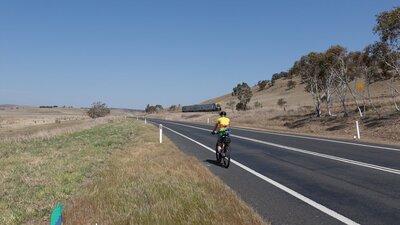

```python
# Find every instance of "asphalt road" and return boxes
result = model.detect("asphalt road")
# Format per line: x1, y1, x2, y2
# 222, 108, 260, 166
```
145, 118, 400, 225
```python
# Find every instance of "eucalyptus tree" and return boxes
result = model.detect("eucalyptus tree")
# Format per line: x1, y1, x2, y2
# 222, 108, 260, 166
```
234, 82, 253, 110
290, 52, 325, 117
325, 45, 354, 117
348, 49, 381, 116
373, 7, 400, 111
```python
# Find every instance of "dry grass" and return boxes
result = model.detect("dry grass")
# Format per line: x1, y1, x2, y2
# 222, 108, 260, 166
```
64, 121, 268, 225
0, 117, 118, 143
1, 119, 268, 225
0, 106, 137, 143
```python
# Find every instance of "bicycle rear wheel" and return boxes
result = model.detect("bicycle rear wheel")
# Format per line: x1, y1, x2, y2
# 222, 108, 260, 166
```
216, 151, 222, 163
222, 146, 230, 168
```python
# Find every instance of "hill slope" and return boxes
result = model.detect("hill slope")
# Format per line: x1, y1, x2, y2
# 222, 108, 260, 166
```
203, 77, 399, 112
150, 77, 400, 146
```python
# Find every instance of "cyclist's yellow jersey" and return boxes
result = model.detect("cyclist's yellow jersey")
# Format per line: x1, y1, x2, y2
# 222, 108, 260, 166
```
217, 117, 230, 130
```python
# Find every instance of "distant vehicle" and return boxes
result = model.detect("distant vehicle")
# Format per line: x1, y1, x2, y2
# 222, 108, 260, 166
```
182, 103, 221, 112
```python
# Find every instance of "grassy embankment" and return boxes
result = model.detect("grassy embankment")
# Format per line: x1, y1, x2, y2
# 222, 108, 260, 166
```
0, 119, 267, 225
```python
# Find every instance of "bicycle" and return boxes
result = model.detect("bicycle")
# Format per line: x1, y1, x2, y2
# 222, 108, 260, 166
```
213, 130, 231, 168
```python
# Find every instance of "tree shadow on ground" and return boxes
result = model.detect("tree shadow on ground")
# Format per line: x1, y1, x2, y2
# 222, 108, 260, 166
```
326, 124, 347, 131
362, 112, 399, 128
182, 114, 202, 119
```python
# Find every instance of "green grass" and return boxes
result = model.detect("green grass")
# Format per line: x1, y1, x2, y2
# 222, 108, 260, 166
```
0, 119, 135, 224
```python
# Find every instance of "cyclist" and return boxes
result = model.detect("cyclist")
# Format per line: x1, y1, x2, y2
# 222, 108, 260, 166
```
211, 111, 231, 154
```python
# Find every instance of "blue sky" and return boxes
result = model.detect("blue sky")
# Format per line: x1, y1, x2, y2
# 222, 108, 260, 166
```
0, 1, 398, 109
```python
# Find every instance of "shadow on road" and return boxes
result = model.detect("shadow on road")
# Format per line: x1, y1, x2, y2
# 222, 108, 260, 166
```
204, 159, 225, 168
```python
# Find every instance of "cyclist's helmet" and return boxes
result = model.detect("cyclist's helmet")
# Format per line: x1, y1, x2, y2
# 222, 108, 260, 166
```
219, 111, 227, 116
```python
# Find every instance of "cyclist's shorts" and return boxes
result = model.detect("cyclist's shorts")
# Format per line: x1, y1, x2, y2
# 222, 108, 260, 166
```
218, 128, 230, 138
217, 135, 231, 146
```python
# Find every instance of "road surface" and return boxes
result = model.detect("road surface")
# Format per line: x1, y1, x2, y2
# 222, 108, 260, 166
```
146, 118, 400, 225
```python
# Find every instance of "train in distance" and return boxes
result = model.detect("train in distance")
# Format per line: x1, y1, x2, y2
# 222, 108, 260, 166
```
182, 103, 221, 112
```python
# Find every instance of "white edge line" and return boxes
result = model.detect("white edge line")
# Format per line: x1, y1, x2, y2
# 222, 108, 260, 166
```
159, 120, 400, 175
162, 125, 360, 225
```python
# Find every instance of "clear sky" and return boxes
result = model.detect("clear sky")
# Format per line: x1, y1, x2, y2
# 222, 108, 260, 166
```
0, 1, 398, 109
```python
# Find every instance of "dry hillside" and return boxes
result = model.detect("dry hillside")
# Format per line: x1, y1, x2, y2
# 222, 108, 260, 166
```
203, 77, 399, 112
149, 77, 400, 146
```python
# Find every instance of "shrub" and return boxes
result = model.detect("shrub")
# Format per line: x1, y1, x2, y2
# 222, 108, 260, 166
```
287, 80, 297, 90
145, 104, 163, 113
254, 101, 263, 109
277, 98, 287, 111
257, 80, 271, 91
87, 102, 111, 118
236, 102, 246, 111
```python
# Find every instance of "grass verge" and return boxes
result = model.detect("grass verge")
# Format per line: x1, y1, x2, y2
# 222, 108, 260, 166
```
64, 120, 268, 225
1, 119, 268, 225
0, 118, 133, 224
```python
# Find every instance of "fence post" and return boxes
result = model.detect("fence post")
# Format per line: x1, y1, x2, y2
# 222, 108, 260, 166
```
356, 120, 360, 140
159, 124, 163, 143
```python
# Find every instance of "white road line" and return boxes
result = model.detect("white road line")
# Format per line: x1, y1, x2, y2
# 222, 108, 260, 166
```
233, 127, 400, 152
160, 120, 400, 175
152, 118, 400, 152
162, 125, 360, 225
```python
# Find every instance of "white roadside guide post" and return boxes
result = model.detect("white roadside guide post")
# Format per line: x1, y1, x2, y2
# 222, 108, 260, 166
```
144, 118, 147, 125
355, 120, 361, 140
159, 124, 163, 143
207, 117, 210, 124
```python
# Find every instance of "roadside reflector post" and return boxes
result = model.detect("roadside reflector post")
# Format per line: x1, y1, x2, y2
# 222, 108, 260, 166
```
136, 116, 138, 120
356, 120, 360, 140
207, 117, 210, 124
145, 118, 147, 124
159, 124, 163, 143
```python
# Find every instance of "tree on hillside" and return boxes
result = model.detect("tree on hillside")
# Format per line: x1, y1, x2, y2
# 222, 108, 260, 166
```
286, 80, 297, 90
155, 105, 163, 111
373, 7, 400, 111
374, 7, 400, 52
347, 50, 382, 117
226, 100, 236, 112
233, 82, 253, 111
232, 87, 238, 96
146, 104, 163, 113
145, 104, 155, 113
87, 101, 110, 118
277, 98, 287, 111
271, 72, 289, 86
325, 45, 355, 117
257, 80, 271, 91
169, 105, 180, 112
290, 52, 325, 117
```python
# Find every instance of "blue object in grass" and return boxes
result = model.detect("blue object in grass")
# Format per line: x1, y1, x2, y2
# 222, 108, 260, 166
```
50, 204, 63, 225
